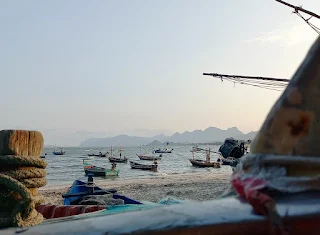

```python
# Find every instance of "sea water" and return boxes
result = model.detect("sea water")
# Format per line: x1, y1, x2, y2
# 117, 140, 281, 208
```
43, 144, 232, 186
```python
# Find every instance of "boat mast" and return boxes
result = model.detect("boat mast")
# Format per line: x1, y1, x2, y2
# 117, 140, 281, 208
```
275, 0, 320, 35
203, 2, 319, 91
203, 73, 290, 91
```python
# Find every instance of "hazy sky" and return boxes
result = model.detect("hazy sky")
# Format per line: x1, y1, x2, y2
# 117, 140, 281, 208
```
0, 0, 319, 145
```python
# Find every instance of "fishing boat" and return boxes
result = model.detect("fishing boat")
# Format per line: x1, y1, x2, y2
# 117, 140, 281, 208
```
153, 143, 173, 154
137, 154, 162, 161
108, 146, 128, 163
218, 156, 236, 166
3, 2, 320, 234
87, 151, 107, 157
130, 161, 158, 171
83, 160, 120, 176
136, 145, 161, 161
52, 148, 65, 155
63, 177, 141, 206
40, 153, 47, 159
189, 147, 220, 168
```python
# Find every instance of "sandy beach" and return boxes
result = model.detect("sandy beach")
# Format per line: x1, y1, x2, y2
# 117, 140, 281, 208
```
40, 172, 232, 205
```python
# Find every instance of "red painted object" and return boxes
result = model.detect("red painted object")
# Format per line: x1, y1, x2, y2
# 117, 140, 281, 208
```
36, 204, 107, 219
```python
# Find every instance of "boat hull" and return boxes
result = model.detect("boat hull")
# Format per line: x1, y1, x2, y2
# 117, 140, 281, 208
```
87, 154, 106, 157
63, 180, 142, 205
137, 154, 161, 161
83, 162, 119, 176
108, 157, 128, 163
130, 161, 157, 171
189, 159, 220, 168
8, 192, 320, 235
52, 151, 65, 155
153, 150, 172, 154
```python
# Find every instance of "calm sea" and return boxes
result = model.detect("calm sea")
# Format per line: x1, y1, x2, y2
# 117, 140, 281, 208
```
43, 144, 232, 187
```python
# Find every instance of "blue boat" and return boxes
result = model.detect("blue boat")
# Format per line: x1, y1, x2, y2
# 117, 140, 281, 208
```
63, 177, 142, 206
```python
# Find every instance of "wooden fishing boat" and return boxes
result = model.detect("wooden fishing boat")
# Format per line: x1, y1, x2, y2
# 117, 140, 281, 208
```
189, 147, 220, 168
189, 159, 220, 168
40, 153, 47, 159
219, 157, 236, 166
107, 146, 128, 163
62, 179, 141, 206
52, 148, 65, 155
130, 161, 158, 171
137, 154, 162, 161
153, 142, 173, 154
108, 156, 128, 163
87, 152, 108, 157
153, 149, 172, 154
83, 160, 120, 176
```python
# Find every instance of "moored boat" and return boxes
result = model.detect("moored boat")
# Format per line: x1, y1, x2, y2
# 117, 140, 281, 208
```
108, 146, 128, 163
83, 160, 120, 176
137, 154, 162, 161
153, 149, 172, 154
87, 150, 109, 157
52, 148, 65, 155
108, 156, 128, 163
40, 153, 47, 159
130, 161, 158, 171
189, 146, 220, 168
189, 159, 220, 168
153, 142, 173, 154
218, 156, 236, 166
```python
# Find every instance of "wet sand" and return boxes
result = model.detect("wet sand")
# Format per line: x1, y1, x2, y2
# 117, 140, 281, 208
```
40, 172, 232, 205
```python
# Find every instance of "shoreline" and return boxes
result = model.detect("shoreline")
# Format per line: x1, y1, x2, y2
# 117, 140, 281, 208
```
40, 172, 232, 205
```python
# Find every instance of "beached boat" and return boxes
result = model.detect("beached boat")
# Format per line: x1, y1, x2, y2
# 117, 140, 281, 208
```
130, 161, 158, 171
63, 179, 141, 206
52, 148, 65, 155
137, 154, 162, 161
83, 160, 119, 176
189, 147, 220, 168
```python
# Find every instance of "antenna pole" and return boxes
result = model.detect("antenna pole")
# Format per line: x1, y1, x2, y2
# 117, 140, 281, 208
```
275, 0, 320, 19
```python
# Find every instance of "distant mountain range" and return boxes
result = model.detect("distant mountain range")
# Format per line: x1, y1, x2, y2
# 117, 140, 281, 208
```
79, 127, 257, 147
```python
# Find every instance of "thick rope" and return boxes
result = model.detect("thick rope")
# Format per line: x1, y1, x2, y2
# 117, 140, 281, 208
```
0, 155, 47, 228
0, 174, 43, 228
0, 155, 47, 168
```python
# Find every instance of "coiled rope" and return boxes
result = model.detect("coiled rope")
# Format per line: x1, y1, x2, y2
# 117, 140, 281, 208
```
0, 155, 47, 228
